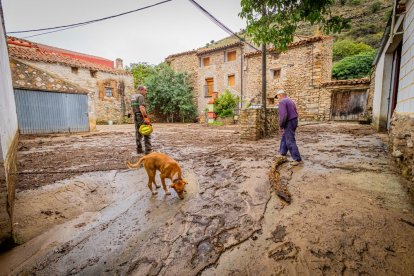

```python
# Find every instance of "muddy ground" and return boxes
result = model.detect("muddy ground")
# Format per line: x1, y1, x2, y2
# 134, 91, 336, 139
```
0, 123, 413, 275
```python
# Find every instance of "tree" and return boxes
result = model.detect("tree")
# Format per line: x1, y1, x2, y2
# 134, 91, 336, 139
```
215, 90, 239, 118
333, 39, 373, 61
126, 62, 156, 89
239, 0, 350, 50
144, 63, 197, 123
332, 50, 376, 80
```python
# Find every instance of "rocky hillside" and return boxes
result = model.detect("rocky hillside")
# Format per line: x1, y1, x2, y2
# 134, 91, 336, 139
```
296, 0, 393, 48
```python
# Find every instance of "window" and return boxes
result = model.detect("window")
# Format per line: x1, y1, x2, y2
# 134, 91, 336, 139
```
90, 70, 97, 78
228, 74, 235, 87
204, 78, 214, 97
71, 67, 79, 74
227, 51, 236, 62
271, 69, 281, 81
203, 57, 210, 67
105, 87, 113, 97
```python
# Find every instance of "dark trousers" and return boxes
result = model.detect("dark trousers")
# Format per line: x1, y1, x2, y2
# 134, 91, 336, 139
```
279, 118, 302, 161
134, 116, 151, 154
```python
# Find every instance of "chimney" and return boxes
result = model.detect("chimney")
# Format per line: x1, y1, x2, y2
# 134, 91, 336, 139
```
115, 58, 123, 69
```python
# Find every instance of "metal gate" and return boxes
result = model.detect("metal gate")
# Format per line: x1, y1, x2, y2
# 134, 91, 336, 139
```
331, 90, 368, 121
14, 89, 89, 134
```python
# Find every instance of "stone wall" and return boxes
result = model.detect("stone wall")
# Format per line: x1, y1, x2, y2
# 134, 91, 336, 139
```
22, 61, 134, 124
197, 46, 243, 114
244, 37, 333, 120
10, 59, 97, 131
239, 108, 278, 141
389, 113, 414, 193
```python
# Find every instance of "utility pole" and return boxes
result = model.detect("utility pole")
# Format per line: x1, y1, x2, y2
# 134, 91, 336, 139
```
262, 43, 267, 137
261, 7, 268, 137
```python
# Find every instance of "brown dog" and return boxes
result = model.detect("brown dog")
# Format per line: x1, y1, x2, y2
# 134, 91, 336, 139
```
126, 152, 188, 199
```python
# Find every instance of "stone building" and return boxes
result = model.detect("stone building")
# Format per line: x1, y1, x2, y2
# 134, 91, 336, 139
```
0, 5, 19, 247
7, 36, 134, 132
372, 0, 414, 185
166, 35, 339, 120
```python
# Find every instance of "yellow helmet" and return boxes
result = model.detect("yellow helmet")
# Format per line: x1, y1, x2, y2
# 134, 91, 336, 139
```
139, 124, 153, 136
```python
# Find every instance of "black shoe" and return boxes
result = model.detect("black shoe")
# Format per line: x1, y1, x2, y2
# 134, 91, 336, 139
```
137, 148, 143, 154
145, 150, 152, 155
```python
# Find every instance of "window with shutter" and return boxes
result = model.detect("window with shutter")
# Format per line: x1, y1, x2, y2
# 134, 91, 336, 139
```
227, 51, 236, 62
228, 75, 235, 87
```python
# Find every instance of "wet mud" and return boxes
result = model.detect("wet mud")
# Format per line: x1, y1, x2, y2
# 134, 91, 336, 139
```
0, 123, 413, 275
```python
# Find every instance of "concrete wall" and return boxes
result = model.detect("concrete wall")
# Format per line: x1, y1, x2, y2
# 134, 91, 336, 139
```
23, 61, 134, 124
0, 8, 19, 246
388, 0, 414, 189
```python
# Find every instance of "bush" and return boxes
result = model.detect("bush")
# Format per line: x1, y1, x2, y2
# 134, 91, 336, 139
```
145, 63, 197, 123
332, 51, 376, 80
214, 90, 239, 118
126, 62, 156, 89
333, 39, 373, 61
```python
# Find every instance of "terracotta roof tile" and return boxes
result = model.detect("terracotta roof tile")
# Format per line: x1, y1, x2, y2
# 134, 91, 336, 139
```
244, 36, 330, 58
321, 78, 370, 86
165, 50, 197, 60
7, 36, 130, 75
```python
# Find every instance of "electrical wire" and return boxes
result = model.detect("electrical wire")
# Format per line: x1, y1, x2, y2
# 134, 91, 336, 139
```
8, 0, 173, 37
187, 0, 260, 51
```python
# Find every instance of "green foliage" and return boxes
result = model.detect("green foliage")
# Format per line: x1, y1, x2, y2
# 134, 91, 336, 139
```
126, 62, 156, 89
239, 0, 350, 51
144, 63, 197, 123
209, 121, 224, 126
350, 0, 361, 5
333, 39, 373, 61
332, 51, 376, 80
214, 90, 239, 118
371, 1, 382, 13
356, 33, 383, 48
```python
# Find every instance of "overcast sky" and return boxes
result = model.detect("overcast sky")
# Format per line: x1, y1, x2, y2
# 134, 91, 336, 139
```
2, 0, 247, 66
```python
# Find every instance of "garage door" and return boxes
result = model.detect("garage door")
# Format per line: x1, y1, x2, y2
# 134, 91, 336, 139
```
14, 89, 89, 134
331, 90, 368, 121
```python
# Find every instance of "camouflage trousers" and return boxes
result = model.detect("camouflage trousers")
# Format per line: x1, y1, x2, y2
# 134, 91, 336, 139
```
134, 117, 152, 154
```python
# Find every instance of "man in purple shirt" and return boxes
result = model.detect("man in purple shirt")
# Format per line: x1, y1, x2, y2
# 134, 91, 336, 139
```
276, 90, 302, 165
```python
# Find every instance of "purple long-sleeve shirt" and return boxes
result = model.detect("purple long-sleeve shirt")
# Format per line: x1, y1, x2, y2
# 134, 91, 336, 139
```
278, 97, 298, 128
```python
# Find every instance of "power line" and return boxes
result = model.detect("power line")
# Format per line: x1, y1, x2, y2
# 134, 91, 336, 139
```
8, 0, 173, 37
187, 0, 260, 51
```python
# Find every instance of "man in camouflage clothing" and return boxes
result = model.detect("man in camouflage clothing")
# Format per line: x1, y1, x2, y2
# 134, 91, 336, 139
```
131, 85, 152, 154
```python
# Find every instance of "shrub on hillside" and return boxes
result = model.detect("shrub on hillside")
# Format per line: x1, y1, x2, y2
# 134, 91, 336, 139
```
371, 1, 382, 13
333, 39, 373, 61
214, 90, 239, 118
332, 51, 376, 80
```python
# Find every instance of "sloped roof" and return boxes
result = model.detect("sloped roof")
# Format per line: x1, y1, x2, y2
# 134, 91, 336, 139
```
321, 78, 370, 87
7, 36, 130, 75
244, 36, 330, 58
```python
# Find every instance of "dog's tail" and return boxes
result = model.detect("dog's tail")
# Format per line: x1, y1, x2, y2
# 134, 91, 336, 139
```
126, 156, 145, 169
